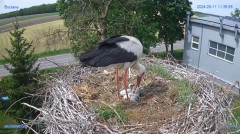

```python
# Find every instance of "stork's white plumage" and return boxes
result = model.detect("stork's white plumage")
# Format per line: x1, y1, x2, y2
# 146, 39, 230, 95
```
79, 35, 146, 100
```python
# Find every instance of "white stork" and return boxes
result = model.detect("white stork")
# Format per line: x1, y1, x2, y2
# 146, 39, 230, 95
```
79, 35, 146, 100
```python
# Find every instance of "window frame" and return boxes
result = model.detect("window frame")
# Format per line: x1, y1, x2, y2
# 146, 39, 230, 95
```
191, 36, 199, 50
208, 41, 235, 63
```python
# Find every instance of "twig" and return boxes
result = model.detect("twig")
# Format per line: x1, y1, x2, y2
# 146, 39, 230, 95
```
22, 121, 39, 134
93, 123, 115, 134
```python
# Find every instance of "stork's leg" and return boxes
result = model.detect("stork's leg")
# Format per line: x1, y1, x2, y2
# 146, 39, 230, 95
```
123, 69, 129, 99
116, 69, 121, 101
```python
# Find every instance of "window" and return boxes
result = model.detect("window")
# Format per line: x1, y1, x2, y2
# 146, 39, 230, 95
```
191, 36, 199, 50
208, 41, 235, 62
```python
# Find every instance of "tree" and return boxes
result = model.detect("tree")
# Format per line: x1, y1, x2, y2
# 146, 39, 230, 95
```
107, 0, 159, 54
1, 22, 39, 120
57, 0, 159, 55
57, 0, 113, 56
139, 0, 192, 54
57, 0, 191, 55
231, 8, 240, 18
3, 22, 39, 88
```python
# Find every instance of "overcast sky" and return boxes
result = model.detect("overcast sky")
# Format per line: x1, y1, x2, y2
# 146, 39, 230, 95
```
0, 0, 239, 16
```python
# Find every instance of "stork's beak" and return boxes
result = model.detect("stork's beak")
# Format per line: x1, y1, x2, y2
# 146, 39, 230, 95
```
136, 75, 142, 87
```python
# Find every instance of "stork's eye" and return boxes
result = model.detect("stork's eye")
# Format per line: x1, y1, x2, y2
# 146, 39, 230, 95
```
141, 72, 145, 76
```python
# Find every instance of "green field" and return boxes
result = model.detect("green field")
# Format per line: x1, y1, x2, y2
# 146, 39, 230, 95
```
0, 20, 70, 59
0, 12, 59, 26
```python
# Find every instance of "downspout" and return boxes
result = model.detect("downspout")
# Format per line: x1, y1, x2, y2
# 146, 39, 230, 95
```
197, 24, 204, 68
219, 17, 224, 38
186, 11, 191, 30
235, 24, 239, 42
183, 11, 191, 64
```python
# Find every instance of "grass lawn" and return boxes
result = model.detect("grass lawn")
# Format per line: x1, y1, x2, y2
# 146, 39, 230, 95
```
153, 49, 184, 60
0, 20, 70, 59
35, 48, 72, 58
0, 12, 59, 26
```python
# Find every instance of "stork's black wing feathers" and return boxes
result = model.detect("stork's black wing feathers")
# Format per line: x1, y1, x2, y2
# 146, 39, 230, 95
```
79, 45, 137, 67
79, 35, 137, 67
98, 35, 129, 47
79, 48, 101, 62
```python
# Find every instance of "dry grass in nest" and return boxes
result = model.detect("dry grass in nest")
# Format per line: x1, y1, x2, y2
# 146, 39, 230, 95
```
72, 66, 183, 131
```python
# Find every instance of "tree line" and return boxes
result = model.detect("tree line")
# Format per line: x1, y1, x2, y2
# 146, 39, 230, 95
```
0, 3, 57, 19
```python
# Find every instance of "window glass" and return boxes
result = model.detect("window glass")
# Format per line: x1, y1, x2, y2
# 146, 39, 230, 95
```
192, 36, 199, 50
217, 51, 225, 58
225, 54, 234, 62
209, 48, 216, 55
192, 43, 198, 49
227, 47, 235, 54
208, 41, 235, 62
193, 36, 199, 42
210, 41, 217, 48
218, 44, 226, 51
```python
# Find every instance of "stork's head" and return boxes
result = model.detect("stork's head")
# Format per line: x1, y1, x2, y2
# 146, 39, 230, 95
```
136, 63, 146, 87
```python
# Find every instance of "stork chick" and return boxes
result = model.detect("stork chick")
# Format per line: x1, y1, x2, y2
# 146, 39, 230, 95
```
120, 84, 141, 101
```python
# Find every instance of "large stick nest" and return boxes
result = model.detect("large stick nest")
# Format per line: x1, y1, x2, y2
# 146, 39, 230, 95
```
22, 55, 239, 134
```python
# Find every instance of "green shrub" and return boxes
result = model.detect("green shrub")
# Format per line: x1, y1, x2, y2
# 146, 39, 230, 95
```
0, 110, 19, 134
0, 76, 15, 90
